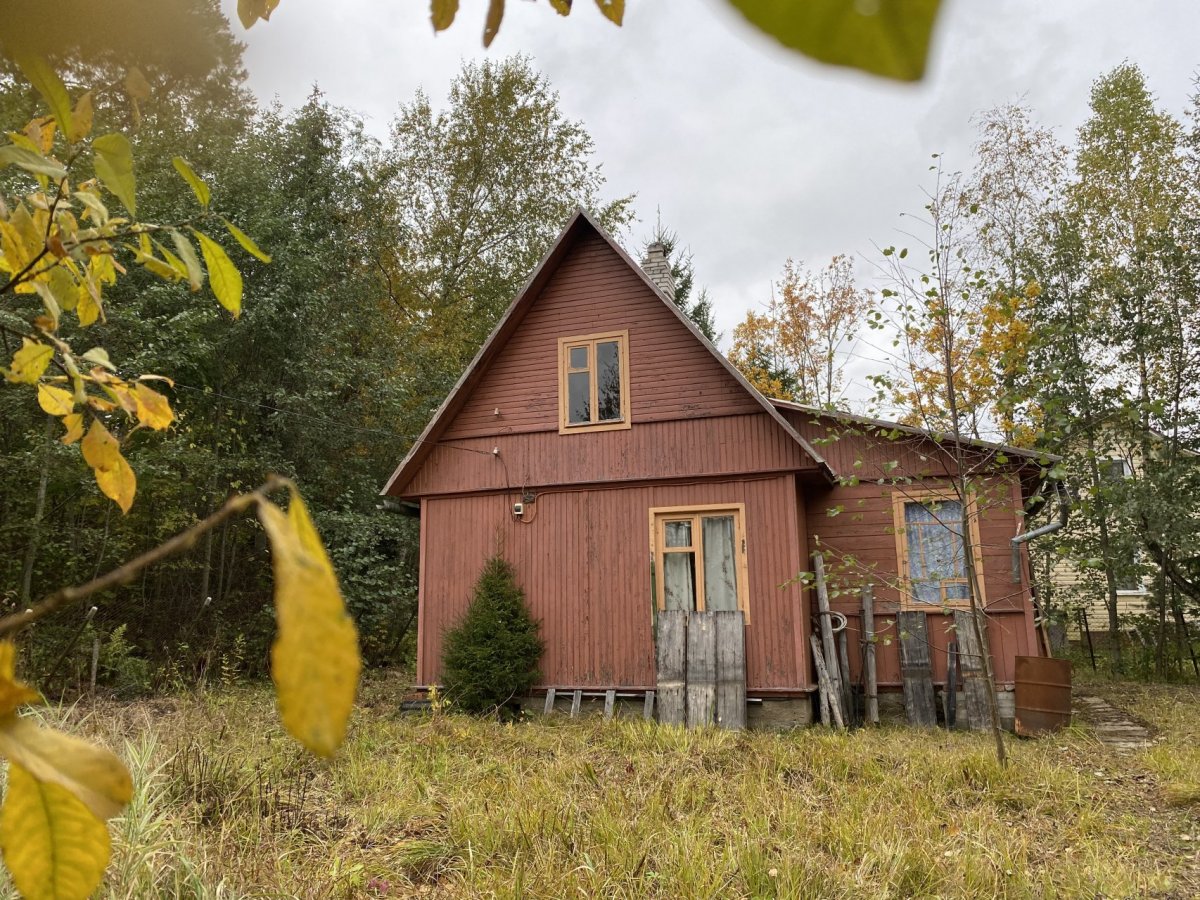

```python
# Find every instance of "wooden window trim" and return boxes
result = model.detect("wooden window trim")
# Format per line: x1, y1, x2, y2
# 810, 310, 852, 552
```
891, 487, 987, 610
557, 330, 631, 434
648, 503, 750, 623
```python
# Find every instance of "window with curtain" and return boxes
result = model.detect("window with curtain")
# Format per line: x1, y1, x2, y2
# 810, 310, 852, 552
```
893, 491, 983, 608
651, 506, 748, 620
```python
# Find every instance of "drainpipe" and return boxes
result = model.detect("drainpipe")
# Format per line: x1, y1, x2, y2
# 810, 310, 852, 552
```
1011, 481, 1070, 582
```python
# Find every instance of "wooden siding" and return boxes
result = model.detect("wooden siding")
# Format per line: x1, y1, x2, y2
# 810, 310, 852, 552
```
417, 476, 813, 693
404, 412, 814, 497
804, 476, 1038, 686
441, 231, 763, 442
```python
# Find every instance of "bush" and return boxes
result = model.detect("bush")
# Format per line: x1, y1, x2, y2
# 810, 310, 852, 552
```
441, 556, 543, 714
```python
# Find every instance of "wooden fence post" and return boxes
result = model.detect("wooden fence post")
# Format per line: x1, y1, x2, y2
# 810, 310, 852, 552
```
861, 585, 879, 726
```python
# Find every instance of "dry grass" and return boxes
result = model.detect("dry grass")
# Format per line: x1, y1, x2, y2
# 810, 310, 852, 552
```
4, 675, 1200, 898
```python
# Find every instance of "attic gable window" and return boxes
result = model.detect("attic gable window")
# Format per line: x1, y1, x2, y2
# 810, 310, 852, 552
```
557, 330, 631, 434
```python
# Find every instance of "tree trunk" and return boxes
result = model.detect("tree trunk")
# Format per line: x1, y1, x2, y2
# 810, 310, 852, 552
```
19, 416, 54, 605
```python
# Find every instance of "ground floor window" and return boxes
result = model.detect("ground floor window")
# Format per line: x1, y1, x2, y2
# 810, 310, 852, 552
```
649, 504, 749, 620
891, 488, 987, 609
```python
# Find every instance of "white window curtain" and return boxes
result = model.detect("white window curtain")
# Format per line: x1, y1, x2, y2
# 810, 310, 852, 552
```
663, 553, 696, 610
702, 515, 738, 611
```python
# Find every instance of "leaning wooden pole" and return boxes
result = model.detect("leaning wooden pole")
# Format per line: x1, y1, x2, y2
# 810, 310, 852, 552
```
812, 553, 845, 726
861, 584, 879, 726
810, 635, 845, 730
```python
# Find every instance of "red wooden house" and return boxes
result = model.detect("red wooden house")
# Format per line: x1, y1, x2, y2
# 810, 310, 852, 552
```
382, 210, 1051, 725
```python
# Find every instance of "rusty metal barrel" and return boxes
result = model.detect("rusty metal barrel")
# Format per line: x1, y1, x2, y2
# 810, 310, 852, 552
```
1014, 655, 1072, 736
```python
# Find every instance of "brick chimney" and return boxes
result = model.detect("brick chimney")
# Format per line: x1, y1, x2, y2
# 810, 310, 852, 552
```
641, 242, 676, 302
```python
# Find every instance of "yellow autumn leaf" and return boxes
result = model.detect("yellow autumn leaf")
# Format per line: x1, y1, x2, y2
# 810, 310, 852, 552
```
0, 716, 132, 821
594, 0, 623, 25
168, 230, 203, 292
5, 339, 53, 384
259, 491, 360, 757
0, 643, 40, 718
71, 91, 94, 143
548, 0, 571, 14
60, 413, 84, 445
48, 264, 78, 312
132, 383, 174, 430
0, 762, 111, 900
238, 0, 282, 28
92, 133, 137, 216
12, 54, 74, 144
90, 252, 117, 286
23, 116, 55, 154
171, 157, 210, 209
37, 383, 74, 416
77, 279, 103, 327
80, 418, 136, 513
220, 217, 271, 263
431, 0, 459, 31
123, 67, 151, 102
483, 0, 504, 47
192, 229, 242, 317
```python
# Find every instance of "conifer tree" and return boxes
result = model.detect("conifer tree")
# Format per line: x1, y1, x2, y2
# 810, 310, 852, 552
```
441, 556, 544, 714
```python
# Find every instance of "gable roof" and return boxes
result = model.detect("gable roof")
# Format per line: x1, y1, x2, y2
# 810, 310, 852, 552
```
382, 209, 833, 497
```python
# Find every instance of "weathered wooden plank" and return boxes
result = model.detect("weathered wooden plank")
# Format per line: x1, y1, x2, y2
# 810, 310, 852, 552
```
643, 690, 655, 720
862, 585, 879, 726
954, 609, 991, 731
944, 642, 958, 729
714, 610, 746, 730
570, 689, 582, 718
812, 554, 846, 726
543, 687, 556, 716
898, 611, 937, 727
686, 611, 717, 728
655, 610, 687, 726
810, 635, 844, 729
837, 629, 853, 726
603, 689, 616, 720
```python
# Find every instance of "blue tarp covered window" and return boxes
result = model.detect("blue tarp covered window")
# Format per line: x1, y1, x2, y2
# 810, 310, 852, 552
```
903, 498, 971, 605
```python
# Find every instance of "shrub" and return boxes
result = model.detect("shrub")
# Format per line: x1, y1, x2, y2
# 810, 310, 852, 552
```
441, 556, 543, 714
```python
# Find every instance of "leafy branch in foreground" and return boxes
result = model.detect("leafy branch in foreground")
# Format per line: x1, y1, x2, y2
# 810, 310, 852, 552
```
237, 0, 941, 82
0, 57, 361, 900
0, 477, 361, 899
1, 55, 269, 514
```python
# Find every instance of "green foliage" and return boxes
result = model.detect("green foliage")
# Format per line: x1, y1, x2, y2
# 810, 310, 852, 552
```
377, 55, 633, 420
441, 556, 543, 715
725, 0, 942, 82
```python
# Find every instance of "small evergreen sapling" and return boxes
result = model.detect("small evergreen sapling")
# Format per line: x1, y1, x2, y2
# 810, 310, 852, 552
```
441, 556, 544, 714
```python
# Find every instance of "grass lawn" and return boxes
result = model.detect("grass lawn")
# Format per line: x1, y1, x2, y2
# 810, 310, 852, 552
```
5, 675, 1199, 899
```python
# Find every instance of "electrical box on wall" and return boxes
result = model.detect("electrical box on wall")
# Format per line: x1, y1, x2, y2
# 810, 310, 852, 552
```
512, 502, 524, 517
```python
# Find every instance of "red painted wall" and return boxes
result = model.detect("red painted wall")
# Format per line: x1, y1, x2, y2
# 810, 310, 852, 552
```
418, 476, 814, 693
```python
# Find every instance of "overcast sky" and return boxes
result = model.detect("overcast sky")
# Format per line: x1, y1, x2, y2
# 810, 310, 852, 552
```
220, 0, 1199, 402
